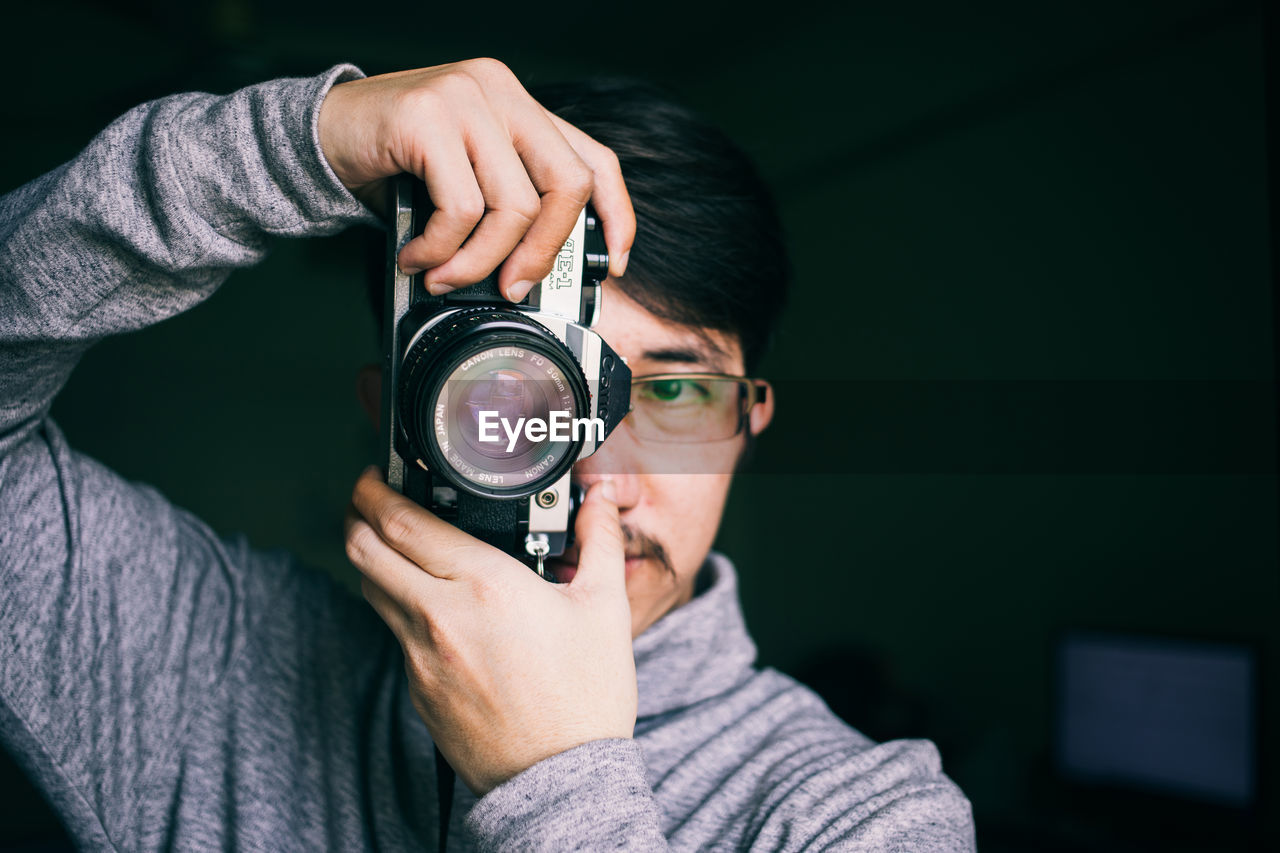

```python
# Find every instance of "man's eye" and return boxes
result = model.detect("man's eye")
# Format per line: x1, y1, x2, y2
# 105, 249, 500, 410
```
641, 379, 706, 404
649, 379, 685, 401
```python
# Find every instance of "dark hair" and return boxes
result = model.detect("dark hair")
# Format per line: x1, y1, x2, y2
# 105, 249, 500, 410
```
366, 79, 790, 374
535, 79, 789, 373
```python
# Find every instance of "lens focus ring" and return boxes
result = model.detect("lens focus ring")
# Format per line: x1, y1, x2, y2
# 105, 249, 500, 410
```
398, 308, 590, 498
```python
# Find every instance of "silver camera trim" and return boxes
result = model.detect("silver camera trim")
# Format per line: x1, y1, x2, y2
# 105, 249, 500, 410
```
383, 175, 615, 553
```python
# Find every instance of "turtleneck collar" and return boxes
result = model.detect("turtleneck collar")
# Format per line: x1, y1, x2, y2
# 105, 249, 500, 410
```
632, 551, 759, 719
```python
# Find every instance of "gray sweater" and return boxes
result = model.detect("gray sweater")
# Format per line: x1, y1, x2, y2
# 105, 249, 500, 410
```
0, 64, 976, 851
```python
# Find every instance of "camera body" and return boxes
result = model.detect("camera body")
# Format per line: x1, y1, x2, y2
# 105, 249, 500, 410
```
381, 175, 631, 577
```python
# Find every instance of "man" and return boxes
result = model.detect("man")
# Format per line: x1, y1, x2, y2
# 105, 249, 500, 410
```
1, 58, 974, 849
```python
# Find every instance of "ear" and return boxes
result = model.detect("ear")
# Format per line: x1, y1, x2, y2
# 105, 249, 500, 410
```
356, 364, 382, 432
748, 380, 774, 436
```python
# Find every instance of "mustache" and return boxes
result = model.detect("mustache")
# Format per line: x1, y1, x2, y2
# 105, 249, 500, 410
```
552, 523, 676, 581
621, 524, 676, 580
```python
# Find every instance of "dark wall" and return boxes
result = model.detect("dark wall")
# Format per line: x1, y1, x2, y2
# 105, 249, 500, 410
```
2, 1, 1274, 850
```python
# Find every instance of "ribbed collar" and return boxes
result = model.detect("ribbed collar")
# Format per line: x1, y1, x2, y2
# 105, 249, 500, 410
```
633, 552, 759, 719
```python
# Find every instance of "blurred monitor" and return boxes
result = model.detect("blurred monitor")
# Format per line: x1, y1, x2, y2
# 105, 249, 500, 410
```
1054, 630, 1257, 807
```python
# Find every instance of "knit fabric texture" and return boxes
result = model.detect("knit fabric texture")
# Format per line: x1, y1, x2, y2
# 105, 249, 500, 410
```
0, 65, 975, 851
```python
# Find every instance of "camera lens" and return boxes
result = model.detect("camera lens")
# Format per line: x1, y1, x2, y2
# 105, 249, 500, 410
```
399, 309, 589, 497
439, 346, 579, 489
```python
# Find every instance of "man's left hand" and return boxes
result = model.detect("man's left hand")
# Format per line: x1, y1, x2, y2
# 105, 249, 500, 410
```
343, 468, 637, 796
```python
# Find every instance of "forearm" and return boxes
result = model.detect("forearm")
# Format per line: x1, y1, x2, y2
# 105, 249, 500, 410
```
0, 63, 378, 450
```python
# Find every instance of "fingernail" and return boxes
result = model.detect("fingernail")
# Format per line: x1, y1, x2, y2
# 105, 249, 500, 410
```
599, 477, 617, 503
426, 281, 455, 296
362, 464, 382, 479
616, 250, 630, 277
398, 262, 423, 276
505, 280, 536, 302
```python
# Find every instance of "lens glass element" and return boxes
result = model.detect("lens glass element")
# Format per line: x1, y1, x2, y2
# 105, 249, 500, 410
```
431, 344, 580, 491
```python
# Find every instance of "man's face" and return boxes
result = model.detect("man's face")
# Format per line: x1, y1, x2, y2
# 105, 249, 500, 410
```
552, 281, 772, 638
356, 280, 773, 640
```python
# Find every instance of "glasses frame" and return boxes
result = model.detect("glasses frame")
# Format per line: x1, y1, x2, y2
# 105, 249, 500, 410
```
625, 372, 769, 443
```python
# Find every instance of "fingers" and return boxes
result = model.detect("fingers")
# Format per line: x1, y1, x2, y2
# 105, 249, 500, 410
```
565, 479, 626, 595
494, 107, 595, 301
383, 60, 633, 298
545, 112, 635, 279
348, 466, 482, 581
397, 122, 485, 277
419, 104, 541, 293
360, 575, 409, 637
344, 500, 437, 603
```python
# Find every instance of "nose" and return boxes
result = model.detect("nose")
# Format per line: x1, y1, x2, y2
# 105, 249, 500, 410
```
573, 420, 642, 510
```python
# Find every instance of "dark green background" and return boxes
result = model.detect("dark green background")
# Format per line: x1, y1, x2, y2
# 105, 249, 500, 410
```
1, 1, 1274, 850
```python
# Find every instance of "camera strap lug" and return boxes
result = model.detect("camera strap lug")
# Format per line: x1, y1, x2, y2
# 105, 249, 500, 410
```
525, 533, 551, 578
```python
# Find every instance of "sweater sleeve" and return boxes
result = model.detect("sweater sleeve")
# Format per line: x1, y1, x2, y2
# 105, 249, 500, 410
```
750, 737, 977, 852
464, 738, 669, 851
0, 62, 377, 439
464, 735, 974, 852
0, 65, 378, 848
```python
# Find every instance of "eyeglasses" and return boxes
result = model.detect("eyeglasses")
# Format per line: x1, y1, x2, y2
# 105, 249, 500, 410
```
625, 373, 768, 443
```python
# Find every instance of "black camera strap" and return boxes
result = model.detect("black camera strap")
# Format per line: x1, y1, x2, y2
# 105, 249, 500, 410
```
435, 744, 455, 851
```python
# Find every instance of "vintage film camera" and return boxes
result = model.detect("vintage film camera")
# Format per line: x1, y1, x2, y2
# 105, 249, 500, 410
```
381, 175, 631, 578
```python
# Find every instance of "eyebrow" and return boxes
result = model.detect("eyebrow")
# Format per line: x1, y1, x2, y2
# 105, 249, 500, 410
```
639, 345, 731, 371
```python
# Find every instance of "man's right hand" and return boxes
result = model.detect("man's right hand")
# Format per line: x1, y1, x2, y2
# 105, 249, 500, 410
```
317, 58, 634, 302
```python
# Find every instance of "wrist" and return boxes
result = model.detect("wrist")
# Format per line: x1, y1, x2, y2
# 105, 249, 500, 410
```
308, 65, 371, 196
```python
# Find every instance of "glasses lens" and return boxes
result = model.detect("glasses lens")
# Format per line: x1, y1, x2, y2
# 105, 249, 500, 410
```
628, 376, 747, 443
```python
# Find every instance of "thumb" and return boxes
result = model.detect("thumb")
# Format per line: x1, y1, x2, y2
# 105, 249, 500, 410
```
568, 479, 625, 595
